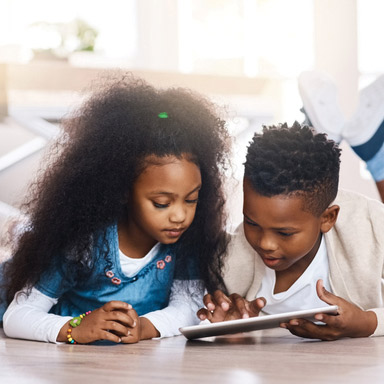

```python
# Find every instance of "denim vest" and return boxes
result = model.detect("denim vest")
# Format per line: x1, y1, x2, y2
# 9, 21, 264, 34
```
35, 225, 179, 317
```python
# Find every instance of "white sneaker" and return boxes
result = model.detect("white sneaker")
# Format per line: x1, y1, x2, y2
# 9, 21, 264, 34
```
298, 71, 345, 142
343, 75, 384, 147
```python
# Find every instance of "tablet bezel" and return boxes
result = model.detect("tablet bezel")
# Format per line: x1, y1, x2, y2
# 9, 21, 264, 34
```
179, 305, 339, 340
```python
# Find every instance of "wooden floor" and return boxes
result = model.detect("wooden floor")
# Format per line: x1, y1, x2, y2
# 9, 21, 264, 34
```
2, 327, 384, 383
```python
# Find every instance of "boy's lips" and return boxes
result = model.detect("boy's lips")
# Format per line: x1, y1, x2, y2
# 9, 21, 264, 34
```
262, 257, 282, 267
259, 253, 283, 267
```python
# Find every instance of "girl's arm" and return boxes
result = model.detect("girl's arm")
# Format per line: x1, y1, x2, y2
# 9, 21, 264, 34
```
3, 288, 72, 343
4, 289, 137, 344
3, 280, 202, 342
138, 317, 160, 339
141, 279, 203, 338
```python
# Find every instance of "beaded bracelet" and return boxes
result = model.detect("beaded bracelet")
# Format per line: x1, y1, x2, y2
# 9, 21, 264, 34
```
66, 311, 92, 344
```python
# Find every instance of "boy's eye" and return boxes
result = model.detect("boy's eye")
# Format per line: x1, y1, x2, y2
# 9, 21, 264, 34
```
278, 232, 294, 237
244, 218, 258, 227
153, 202, 169, 209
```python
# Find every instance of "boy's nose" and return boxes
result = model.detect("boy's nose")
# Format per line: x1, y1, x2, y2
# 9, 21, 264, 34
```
258, 235, 278, 252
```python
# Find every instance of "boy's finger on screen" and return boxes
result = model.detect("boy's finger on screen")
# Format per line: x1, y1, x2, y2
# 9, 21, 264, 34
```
203, 293, 216, 311
258, 297, 267, 307
197, 307, 220, 322
209, 306, 227, 322
197, 308, 209, 321
249, 297, 266, 315
230, 294, 249, 318
213, 290, 231, 311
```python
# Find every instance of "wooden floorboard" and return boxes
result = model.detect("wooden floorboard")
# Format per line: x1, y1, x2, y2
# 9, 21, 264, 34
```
2, 327, 384, 383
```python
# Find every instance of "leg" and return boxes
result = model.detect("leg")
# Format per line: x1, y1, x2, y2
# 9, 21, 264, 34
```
343, 75, 384, 202
366, 141, 384, 202
298, 70, 345, 143
343, 75, 384, 148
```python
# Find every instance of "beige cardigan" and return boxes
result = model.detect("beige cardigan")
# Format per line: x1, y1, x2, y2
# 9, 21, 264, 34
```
223, 189, 384, 336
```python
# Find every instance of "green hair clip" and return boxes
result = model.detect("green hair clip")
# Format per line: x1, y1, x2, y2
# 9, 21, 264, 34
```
158, 112, 168, 119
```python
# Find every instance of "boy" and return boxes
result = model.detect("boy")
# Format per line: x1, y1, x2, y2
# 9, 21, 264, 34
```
198, 122, 384, 340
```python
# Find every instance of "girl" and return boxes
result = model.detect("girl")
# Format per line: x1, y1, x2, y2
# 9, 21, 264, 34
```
1, 73, 230, 344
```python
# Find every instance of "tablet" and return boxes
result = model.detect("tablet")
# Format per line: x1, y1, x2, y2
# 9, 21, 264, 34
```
179, 305, 338, 340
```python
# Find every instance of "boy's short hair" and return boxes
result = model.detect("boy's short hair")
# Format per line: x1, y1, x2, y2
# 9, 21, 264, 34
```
244, 121, 341, 216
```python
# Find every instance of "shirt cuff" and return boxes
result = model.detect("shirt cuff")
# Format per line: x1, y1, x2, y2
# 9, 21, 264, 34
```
368, 308, 384, 337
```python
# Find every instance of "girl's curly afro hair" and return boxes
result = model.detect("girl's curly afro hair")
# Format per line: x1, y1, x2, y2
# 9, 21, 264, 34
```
3, 72, 231, 303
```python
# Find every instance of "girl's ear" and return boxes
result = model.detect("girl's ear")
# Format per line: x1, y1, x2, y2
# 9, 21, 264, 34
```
320, 204, 340, 233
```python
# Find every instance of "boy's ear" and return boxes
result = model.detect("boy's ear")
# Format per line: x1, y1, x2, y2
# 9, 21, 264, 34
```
320, 204, 340, 233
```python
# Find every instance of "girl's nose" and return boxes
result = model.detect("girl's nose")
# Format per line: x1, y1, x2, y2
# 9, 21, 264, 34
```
169, 205, 187, 223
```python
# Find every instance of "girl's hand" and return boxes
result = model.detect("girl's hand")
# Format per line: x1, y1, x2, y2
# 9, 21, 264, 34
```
119, 308, 142, 344
281, 279, 378, 340
97, 307, 160, 343
197, 290, 266, 322
60, 301, 136, 344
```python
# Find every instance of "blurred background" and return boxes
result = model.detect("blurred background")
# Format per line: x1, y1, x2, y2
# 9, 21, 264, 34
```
0, 0, 383, 236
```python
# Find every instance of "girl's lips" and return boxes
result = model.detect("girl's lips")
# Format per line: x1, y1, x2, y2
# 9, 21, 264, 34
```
163, 228, 184, 238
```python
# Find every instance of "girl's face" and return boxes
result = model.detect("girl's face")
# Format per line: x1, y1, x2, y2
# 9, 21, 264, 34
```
127, 154, 201, 248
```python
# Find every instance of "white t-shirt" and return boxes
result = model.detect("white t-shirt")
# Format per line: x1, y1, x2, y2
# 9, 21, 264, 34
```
257, 236, 332, 315
119, 243, 160, 277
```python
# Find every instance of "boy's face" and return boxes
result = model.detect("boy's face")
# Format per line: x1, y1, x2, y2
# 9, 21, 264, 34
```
243, 178, 336, 273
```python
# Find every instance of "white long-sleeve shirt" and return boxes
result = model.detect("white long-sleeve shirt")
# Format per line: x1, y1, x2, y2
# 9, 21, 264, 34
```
3, 246, 203, 343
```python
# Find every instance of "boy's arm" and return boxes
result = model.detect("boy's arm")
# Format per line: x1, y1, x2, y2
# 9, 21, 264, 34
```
370, 254, 384, 336
368, 261, 384, 336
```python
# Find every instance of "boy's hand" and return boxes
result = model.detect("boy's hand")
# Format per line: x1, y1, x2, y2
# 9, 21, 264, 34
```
62, 301, 137, 344
280, 279, 378, 340
197, 290, 266, 322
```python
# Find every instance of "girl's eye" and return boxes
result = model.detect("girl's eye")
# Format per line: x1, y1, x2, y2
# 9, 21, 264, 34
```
186, 198, 198, 204
153, 202, 169, 209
